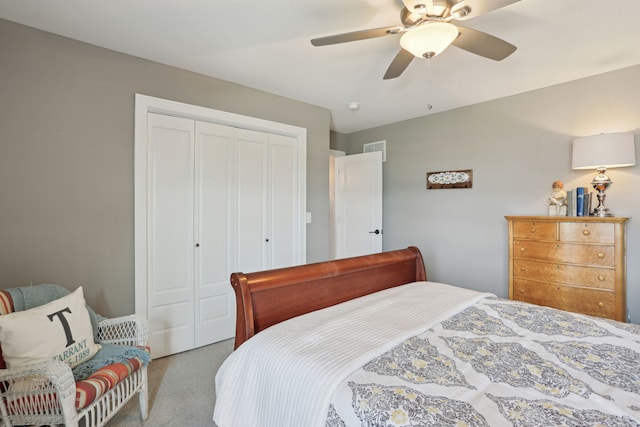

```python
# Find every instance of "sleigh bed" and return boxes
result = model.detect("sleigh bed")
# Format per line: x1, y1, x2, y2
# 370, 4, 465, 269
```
214, 247, 640, 427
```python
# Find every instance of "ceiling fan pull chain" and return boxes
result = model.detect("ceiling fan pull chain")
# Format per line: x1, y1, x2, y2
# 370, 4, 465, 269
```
424, 57, 431, 82
424, 58, 433, 111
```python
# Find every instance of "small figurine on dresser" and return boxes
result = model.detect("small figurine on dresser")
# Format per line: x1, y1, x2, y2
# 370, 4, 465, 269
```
548, 180, 567, 216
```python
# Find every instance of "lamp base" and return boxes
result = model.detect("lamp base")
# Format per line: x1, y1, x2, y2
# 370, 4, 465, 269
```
591, 170, 613, 217
591, 207, 613, 217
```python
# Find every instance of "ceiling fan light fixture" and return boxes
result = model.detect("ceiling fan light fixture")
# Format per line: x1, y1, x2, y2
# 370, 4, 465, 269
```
400, 22, 459, 58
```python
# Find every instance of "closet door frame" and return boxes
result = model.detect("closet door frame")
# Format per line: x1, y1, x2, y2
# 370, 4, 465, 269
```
134, 94, 307, 321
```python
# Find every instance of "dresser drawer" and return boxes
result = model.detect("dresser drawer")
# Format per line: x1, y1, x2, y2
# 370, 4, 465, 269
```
512, 221, 556, 240
513, 240, 614, 267
559, 222, 614, 244
513, 259, 615, 290
513, 279, 616, 319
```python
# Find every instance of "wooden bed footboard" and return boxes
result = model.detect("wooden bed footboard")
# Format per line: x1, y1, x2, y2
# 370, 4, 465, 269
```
230, 246, 426, 348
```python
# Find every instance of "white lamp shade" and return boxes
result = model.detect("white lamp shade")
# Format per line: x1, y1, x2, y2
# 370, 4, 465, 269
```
400, 22, 459, 58
572, 132, 636, 170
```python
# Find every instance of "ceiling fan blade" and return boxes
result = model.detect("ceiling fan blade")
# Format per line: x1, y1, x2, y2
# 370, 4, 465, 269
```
452, 26, 516, 60
450, 0, 520, 20
383, 49, 414, 80
311, 27, 400, 47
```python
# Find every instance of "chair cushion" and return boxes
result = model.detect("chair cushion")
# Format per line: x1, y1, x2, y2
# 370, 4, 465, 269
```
0, 287, 101, 369
75, 349, 148, 409
4, 350, 148, 412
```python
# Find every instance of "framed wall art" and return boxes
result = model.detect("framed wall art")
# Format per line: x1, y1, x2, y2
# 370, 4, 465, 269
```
426, 169, 473, 189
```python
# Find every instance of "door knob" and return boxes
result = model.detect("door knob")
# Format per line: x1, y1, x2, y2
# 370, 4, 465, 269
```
369, 229, 381, 235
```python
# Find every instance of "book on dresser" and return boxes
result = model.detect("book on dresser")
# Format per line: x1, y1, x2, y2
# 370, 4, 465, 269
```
566, 187, 592, 217
583, 193, 590, 216
505, 216, 629, 321
576, 187, 585, 216
566, 189, 574, 216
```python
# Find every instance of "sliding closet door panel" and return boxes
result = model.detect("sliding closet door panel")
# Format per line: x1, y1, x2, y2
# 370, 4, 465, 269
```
236, 129, 268, 273
147, 113, 195, 358
194, 122, 236, 347
269, 134, 299, 269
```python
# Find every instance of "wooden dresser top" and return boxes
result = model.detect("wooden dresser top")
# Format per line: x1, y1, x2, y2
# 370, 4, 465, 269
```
505, 216, 629, 224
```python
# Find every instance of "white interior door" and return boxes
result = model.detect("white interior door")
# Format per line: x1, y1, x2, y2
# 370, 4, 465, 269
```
147, 113, 195, 358
335, 151, 383, 259
194, 122, 236, 347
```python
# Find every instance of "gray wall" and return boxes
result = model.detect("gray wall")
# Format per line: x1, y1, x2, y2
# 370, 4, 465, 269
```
0, 19, 331, 317
344, 65, 640, 324
330, 131, 349, 153
3, 16, 639, 324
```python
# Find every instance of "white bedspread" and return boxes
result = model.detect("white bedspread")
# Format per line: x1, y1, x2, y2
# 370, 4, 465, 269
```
213, 281, 492, 427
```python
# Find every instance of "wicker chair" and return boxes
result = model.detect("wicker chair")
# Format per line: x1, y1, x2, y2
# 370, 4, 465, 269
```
0, 288, 150, 427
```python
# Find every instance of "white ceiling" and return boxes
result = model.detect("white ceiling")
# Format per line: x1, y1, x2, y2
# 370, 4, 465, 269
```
1, 0, 640, 134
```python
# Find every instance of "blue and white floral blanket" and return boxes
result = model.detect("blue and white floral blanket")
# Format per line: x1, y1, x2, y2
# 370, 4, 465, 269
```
329, 295, 640, 426
214, 281, 640, 427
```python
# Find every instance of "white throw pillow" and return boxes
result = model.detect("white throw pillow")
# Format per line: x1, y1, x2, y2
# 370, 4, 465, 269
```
0, 286, 101, 369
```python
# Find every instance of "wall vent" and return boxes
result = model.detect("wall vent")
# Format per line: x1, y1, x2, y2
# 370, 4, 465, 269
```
363, 140, 386, 162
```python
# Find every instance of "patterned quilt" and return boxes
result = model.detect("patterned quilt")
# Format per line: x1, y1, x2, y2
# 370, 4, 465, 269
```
327, 298, 640, 427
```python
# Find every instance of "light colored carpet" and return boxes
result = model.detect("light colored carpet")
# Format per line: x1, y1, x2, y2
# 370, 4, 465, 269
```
106, 338, 234, 427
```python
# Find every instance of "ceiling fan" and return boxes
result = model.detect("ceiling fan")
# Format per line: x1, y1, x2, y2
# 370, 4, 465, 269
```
311, 0, 519, 79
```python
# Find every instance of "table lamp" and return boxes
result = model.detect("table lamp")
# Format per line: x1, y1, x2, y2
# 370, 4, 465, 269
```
572, 132, 636, 217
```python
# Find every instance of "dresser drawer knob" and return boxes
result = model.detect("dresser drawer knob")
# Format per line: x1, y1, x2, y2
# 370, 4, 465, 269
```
520, 289, 525, 294
582, 230, 591, 236
520, 267, 526, 272
597, 253, 605, 259
598, 302, 604, 308
530, 228, 536, 233
597, 275, 605, 281
520, 247, 526, 252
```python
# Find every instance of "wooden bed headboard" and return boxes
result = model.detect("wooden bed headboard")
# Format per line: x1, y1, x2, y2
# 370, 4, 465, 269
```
230, 246, 426, 348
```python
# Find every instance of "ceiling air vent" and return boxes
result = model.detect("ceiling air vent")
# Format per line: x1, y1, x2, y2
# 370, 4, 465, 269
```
363, 140, 386, 162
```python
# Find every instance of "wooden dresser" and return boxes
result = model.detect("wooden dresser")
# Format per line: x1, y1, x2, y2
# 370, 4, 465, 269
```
506, 216, 628, 321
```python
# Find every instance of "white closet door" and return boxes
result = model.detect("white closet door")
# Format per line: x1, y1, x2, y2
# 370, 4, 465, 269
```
235, 129, 269, 273
136, 95, 307, 358
147, 113, 195, 358
269, 134, 299, 269
194, 122, 236, 347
